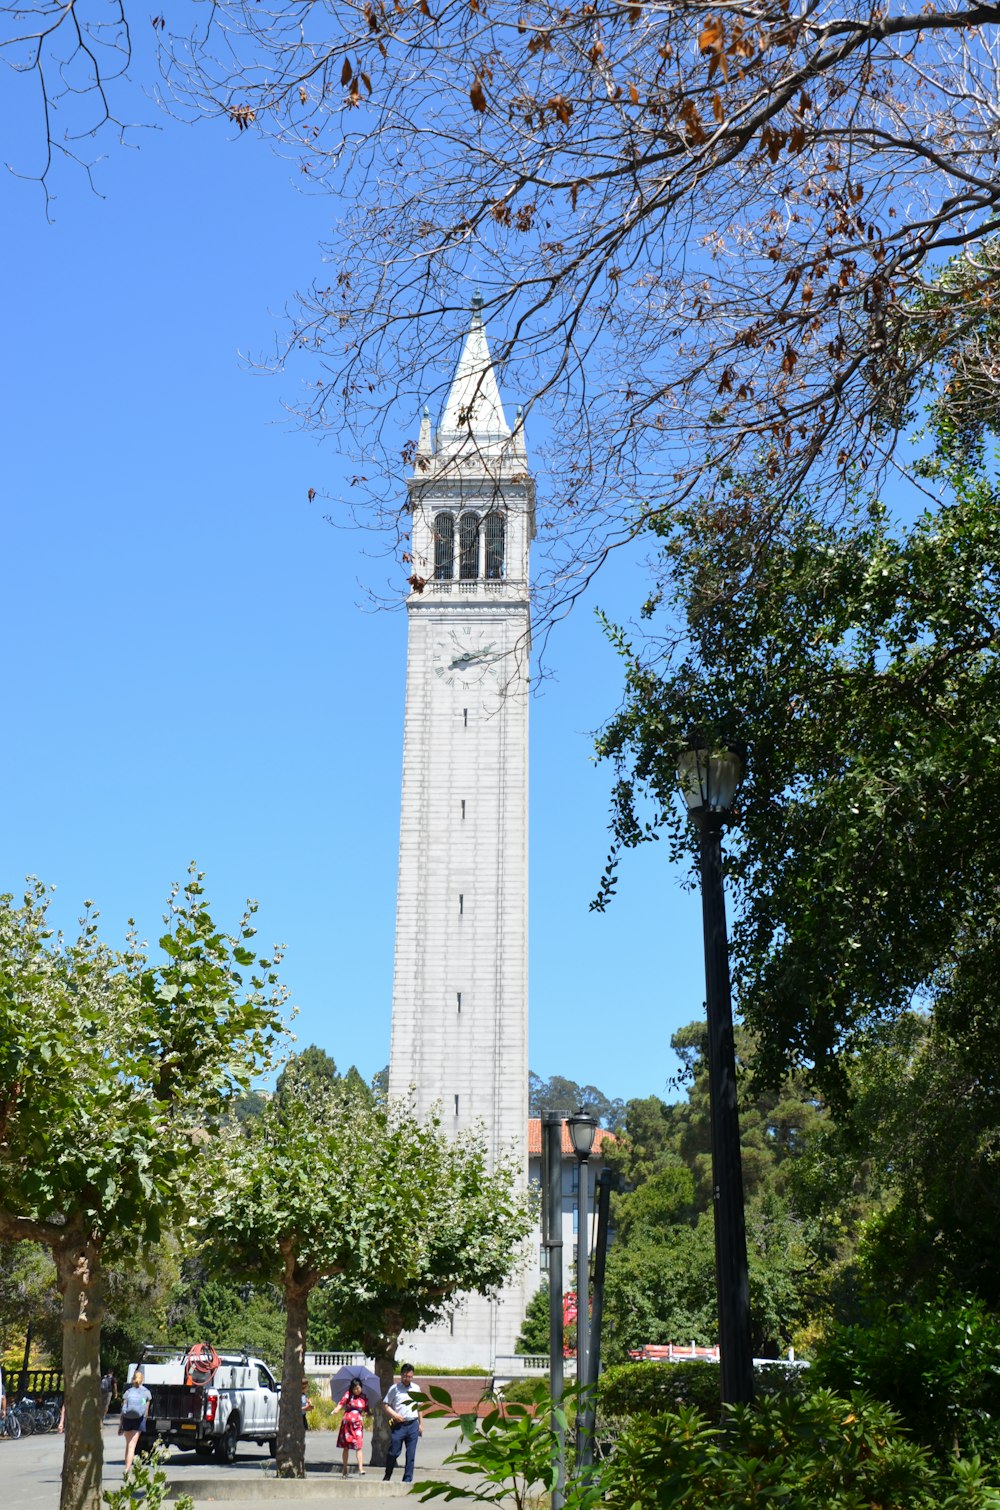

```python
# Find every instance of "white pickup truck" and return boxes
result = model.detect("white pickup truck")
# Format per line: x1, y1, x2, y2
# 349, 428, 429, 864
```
131, 1344, 281, 1463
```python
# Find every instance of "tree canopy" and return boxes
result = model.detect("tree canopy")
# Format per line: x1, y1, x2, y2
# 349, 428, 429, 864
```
529, 1073, 624, 1130
0, 871, 286, 1510
595, 438, 1000, 1093
204, 1078, 533, 1472
149, 3, 1000, 623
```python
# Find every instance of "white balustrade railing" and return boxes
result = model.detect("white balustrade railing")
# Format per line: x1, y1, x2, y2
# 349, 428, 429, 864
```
304, 1352, 373, 1372
492, 1354, 577, 1378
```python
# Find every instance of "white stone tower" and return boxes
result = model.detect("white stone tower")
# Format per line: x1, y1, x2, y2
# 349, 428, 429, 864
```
388, 297, 532, 1366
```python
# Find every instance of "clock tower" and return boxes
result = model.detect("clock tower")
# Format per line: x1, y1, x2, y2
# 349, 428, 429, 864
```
388, 297, 532, 1365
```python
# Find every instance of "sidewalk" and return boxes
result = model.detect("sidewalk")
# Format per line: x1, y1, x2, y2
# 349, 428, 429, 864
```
166, 1416, 473, 1506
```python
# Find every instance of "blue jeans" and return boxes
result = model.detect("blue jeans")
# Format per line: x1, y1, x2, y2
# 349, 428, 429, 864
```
383, 1418, 419, 1481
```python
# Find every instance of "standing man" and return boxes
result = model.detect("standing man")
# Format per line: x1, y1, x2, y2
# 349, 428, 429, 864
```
100, 1368, 117, 1421
382, 1363, 422, 1483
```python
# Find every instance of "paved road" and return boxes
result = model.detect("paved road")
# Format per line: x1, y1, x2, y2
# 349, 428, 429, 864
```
1, 1418, 467, 1509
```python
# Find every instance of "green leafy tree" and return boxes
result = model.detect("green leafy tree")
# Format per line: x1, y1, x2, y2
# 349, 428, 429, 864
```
316, 1125, 535, 1464
274, 1045, 340, 1105
0, 1241, 57, 1360
529, 1074, 624, 1131
0, 873, 286, 1510
596, 451, 1000, 1099
203, 1086, 532, 1475
814, 1293, 1000, 1466
307, 1278, 363, 1354
791, 1010, 1000, 1319
515, 1285, 550, 1356
599, 1025, 828, 1359
167, 1272, 288, 1369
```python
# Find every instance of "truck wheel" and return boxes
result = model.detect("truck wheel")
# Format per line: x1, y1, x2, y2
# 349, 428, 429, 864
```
216, 1419, 240, 1465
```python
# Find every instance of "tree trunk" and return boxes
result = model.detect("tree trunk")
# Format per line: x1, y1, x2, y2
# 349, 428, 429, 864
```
54, 1232, 105, 1510
276, 1278, 311, 1478
368, 1334, 400, 1467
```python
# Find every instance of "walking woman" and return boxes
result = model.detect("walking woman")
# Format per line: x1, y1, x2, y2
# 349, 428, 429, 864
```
119, 1369, 151, 1473
336, 1378, 368, 1477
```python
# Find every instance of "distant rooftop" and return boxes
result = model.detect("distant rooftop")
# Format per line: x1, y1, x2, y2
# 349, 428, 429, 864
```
527, 1118, 616, 1157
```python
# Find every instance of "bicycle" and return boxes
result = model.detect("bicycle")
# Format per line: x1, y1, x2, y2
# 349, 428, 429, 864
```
2, 1410, 22, 1440
12, 1401, 35, 1435
24, 1398, 57, 1432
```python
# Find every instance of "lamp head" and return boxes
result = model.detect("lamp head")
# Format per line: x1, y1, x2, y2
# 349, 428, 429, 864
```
566, 1107, 598, 1160
677, 730, 745, 816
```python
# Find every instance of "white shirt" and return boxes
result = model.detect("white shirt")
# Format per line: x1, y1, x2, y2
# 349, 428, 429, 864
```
384, 1381, 418, 1422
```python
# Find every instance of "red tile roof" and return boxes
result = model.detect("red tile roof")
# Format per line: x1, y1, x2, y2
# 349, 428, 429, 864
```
527, 1117, 616, 1156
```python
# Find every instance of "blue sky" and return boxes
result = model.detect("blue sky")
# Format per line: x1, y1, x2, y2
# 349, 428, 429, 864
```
3, 41, 711, 1106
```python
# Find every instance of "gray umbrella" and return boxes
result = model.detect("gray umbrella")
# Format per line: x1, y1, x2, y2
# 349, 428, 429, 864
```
328, 1365, 383, 1406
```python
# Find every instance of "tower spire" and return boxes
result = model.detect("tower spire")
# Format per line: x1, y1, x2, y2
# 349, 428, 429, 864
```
436, 296, 511, 457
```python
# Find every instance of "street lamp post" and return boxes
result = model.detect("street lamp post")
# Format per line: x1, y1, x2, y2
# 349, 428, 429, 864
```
541, 1112, 566, 1510
677, 735, 754, 1408
566, 1108, 598, 1467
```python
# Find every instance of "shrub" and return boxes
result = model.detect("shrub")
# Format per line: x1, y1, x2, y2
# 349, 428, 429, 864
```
417, 1384, 1000, 1509
602, 1390, 1000, 1509
596, 1358, 806, 1428
499, 1378, 576, 1427
414, 1364, 492, 1376
813, 1293, 1000, 1465
597, 1360, 723, 1423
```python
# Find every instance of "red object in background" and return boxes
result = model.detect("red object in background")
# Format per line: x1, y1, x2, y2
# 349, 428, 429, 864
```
185, 1343, 221, 1387
627, 1343, 721, 1362
564, 1292, 577, 1326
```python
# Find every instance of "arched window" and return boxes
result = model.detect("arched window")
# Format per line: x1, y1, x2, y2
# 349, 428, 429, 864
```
433, 513, 454, 580
484, 512, 505, 579
459, 512, 480, 579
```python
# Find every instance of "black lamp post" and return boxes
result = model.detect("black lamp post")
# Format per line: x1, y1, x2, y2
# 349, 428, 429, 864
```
565, 1108, 597, 1466
677, 735, 754, 1407
541, 1112, 566, 1510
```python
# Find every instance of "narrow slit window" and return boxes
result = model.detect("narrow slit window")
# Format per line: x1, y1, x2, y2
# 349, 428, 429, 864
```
454, 1095, 460, 1116
459, 512, 480, 579
459, 893, 464, 915
457, 992, 462, 1013
461, 799, 466, 819
484, 512, 505, 579
463, 708, 468, 727
433, 512, 455, 580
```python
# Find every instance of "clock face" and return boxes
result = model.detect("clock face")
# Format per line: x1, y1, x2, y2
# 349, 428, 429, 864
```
434, 630, 500, 686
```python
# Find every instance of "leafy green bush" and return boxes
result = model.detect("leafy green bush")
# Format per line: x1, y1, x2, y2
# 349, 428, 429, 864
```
603, 1391, 1000, 1509
414, 1364, 491, 1376
596, 1358, 806, 1427
502, 1378, 548, 1406
597, 1360, 723, 1423
415, 1381, 576, 1510
813, 1293, 1000, 1465
418, 1382, 1000, 1510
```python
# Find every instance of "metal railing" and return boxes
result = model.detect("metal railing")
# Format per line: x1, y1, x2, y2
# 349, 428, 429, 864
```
304, 1352, 372, 1371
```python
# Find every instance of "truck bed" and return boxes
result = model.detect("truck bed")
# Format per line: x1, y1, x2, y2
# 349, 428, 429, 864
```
148, 1384, 203, 1423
